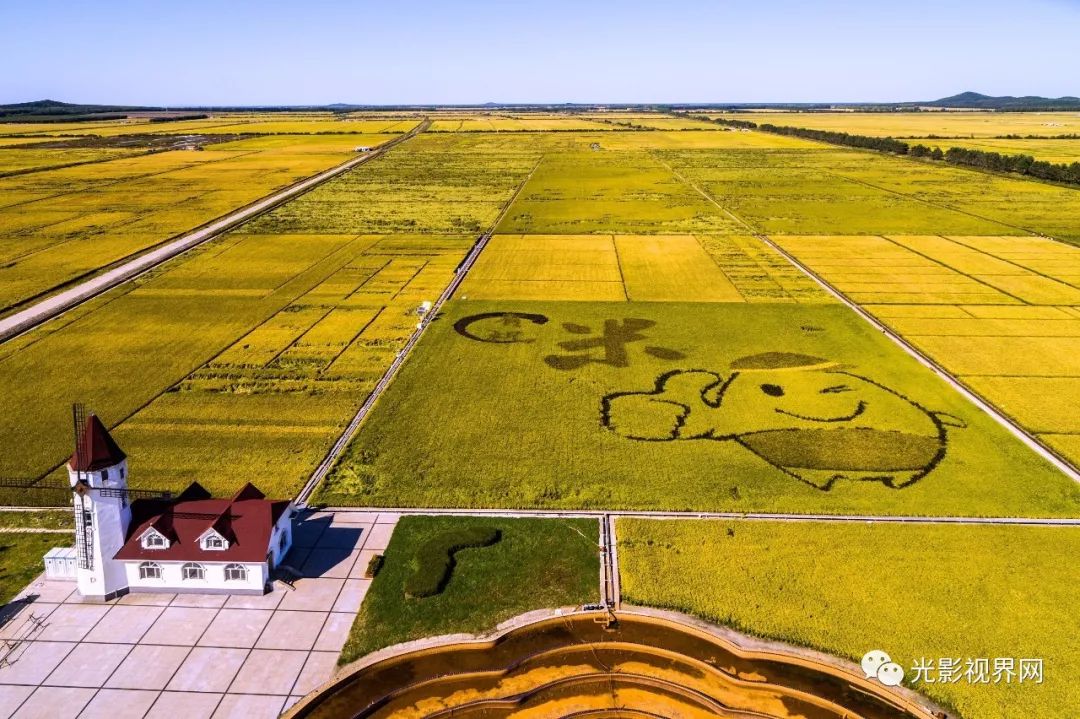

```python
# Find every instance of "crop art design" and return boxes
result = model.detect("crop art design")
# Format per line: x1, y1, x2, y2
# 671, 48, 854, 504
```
453, 312, 550, 344
601, 352, 966, 491
453, 312, 686, 368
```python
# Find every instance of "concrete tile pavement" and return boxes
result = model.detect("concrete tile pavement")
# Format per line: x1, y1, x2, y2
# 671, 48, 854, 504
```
143, 691, 221, 719
11, 686, 94, 719
0, 513, 397, 718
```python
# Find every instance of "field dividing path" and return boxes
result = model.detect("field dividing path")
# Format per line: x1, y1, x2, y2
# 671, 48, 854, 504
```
654, 154, 1080, 484
317, 507, 1080, 526
0, 120, 430, 344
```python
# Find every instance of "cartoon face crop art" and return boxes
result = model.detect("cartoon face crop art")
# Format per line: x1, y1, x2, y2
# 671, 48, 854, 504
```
601, 353, 966, 491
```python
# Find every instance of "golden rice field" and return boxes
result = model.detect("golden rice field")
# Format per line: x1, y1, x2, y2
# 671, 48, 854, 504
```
428, 116, 611, 132
0, 132, 394, 311
584, 113, 719, 131
495, 150, 745, 235
318, 296, 1078, 516
663, 145, 1080, 243
0, 147, 142, 174
459, 234, 831, 303
241, 132, 543, 235
772, 234, 1080, 466
0, 113, 417, 137
0, 128, 541, 503
95, 233, 473, 497
925, 137, 1080, 165
709, 111, 1080, 137
3, 111, 1080, 719
618, 518, 1080, 719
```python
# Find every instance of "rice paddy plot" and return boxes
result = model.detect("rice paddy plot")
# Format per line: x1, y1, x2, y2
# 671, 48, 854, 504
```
614, 235, 743, 301
936, 138, 1080, 165
709, 111, 1080, 138
0, 136, 385, 311
496, 150, 744, 235
427, 116, 611, 132
0, 146, 142, 174
583, 113, 719, 131
617, 518, 1080, 719
773, 234, 1080, 466
664, 147, 1080, 243
459, 234, 833, 303
0, 227, 473, 503
242, 132, 543, 235
663, 149, 1018, 237
316, 300, 1078, 516
567, 130, 818, 151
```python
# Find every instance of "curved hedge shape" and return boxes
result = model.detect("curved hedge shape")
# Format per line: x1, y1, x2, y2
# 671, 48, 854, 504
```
404, 526, 501, 599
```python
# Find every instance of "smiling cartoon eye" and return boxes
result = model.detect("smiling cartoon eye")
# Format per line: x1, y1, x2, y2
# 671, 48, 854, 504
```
821, 384, 852, 394
761, 384, 784, 397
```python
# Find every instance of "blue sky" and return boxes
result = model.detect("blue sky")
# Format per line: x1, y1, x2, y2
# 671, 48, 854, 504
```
2, 0, 1078, 105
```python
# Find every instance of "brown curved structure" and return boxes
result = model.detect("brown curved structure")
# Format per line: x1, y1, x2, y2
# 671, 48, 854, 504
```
286, 610, 945, 719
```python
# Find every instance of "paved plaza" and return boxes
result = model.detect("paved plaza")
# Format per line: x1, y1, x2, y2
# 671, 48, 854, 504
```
0, 512, 399, 719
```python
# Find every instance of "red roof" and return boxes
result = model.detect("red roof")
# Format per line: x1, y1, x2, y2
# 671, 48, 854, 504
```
115, 482, 291, 563
69, 414, 126, 472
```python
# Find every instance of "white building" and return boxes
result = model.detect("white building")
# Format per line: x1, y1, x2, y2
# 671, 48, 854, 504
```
54, 414, 294, 599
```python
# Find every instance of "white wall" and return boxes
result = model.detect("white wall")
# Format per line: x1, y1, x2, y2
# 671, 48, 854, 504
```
269, 506, 295, 567
71, 459, 133, 599
123, 560, 266, 594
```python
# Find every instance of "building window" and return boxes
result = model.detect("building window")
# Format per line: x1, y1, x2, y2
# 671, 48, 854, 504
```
144, 533, 165, 548
278, 531, 288, 554
204, 535, 225, 550
138, 562, 162, 580
182, 562, 205, 581
101, 469, 110, 482
224, 563, 247, 582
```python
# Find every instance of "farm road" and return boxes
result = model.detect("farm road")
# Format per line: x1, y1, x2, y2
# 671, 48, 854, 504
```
0, 120, 430, 344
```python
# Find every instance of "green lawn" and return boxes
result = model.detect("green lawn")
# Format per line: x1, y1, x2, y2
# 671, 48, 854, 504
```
0, 533, 61, 605
617, 519, 1079, 719
339, 516, 599, 664
316, 299, 1078, 516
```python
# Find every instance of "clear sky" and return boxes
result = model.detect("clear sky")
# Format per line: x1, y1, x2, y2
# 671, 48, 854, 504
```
2, 0, 1078, 106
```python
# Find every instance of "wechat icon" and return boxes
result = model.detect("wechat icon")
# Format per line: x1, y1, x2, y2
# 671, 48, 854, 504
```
862, 649, 905, 687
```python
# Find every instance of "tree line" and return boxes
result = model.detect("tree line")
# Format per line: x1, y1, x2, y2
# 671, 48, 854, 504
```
692, 115, 1080, 188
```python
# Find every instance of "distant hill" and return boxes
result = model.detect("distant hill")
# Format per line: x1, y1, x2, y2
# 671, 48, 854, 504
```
0, 99, 157, 122
4, 94, 1080, 117
925, 92, 1080, 110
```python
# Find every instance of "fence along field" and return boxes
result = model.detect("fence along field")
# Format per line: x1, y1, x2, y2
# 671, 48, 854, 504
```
772, 234, 1080, 467
0, 132, 398, 312
0, 130, 544, 504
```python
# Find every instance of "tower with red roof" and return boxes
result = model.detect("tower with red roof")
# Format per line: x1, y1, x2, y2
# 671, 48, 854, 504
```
68, 413, 132, 600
